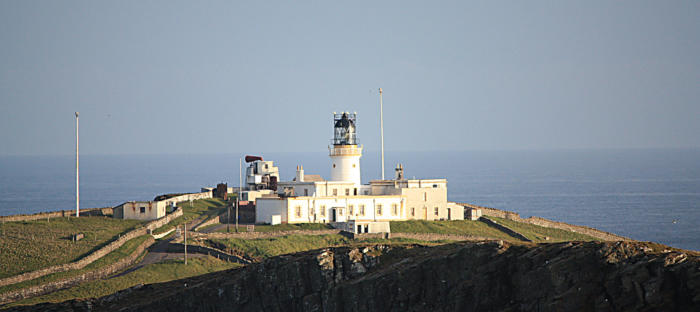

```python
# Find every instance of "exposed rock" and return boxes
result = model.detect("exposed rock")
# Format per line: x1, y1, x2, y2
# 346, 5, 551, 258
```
6, 241, 700, 312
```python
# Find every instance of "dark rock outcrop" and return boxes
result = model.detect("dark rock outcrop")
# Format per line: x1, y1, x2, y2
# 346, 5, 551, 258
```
8, 241, 700, 311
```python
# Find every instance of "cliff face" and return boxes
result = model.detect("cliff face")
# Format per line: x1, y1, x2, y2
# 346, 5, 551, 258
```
12, 241, 700, 312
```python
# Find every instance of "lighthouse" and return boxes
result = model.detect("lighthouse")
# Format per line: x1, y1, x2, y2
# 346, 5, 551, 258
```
329, 112, 363, 186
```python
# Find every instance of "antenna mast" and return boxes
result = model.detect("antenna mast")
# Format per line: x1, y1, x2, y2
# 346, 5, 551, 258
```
379, 88, 385, 180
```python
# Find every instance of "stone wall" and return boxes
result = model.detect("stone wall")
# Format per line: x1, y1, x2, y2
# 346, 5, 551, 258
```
192, 213, 226, 232
0, 236, 155, 305
0, 207, 114, 223
159, 191, 213, 208
0, 208, 182, 288
460, 203, 630, 241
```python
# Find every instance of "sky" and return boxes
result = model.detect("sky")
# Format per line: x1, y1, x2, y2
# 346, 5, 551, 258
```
0, 1, 698, 156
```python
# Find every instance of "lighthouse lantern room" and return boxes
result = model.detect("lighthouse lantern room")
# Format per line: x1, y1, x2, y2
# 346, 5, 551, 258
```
329, 112, 363, 186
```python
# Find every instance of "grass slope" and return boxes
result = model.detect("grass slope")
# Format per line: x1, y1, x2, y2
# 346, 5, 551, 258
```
153, 198, 228, 235
208, 234, 351, 259
9, 256, 240, 307
0, 235, 149, 295
0, 217, 144, 279
207, 234, 454, 261
390, 219, 517, 240
488, 217, 599, 242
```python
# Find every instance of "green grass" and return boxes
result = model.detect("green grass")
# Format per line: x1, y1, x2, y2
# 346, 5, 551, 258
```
9, 256, 240, 307
488, 217, 600, 243
0, 235, 150, 294
390, 219, 517, 241
206, 234, 455, 261
0, 217, 144, 279
208, 234, 352, 259
152, 198, 228, 235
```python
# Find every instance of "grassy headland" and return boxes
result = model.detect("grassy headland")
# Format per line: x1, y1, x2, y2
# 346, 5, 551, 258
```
0, 217, 144, 279
9, 256, 240, 307
0, 235, 150, 294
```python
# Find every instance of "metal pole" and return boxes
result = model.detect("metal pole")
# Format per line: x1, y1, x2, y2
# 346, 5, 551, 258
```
237, 157, 241, 232
379, 88, 385, 180
75, 112, 80, 218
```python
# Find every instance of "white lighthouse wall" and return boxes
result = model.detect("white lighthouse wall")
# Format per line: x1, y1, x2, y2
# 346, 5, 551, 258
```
330, 155, 362, 185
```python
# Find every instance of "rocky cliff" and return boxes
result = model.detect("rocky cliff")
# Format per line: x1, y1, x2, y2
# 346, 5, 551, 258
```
8, 241, 700, 312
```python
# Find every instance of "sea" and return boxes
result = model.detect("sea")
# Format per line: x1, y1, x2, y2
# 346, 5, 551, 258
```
1, 149, 699, 251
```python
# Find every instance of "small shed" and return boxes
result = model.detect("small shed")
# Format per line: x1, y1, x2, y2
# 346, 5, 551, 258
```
113, 201, 166, 220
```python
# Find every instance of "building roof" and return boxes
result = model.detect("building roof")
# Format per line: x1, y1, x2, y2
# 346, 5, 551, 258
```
292, 174, 325, 182
303, 174, 324, 182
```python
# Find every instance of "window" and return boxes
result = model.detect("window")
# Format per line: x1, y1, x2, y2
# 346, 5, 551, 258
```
411, 208, 415, 217
392, 204, 398, 216
348, 205, 354, 215
265, 164, 269, 169
424, 192, 428, 201
345, 189, 350, 196
360, 205, 365, 216
333, 164, 336, 168
140, 207, 146, 214
434, 207, 439, 216
309, 206, 314, 217
320, 205, 326, 217
354, 188, 358, 195
433, 184, 438, 188
338, 209, 343, 216
333, 189, 337, 196
376, 204, 382, 216
295, 206, 302, 217
352, 163, 356, 168
304, 189, 308, 196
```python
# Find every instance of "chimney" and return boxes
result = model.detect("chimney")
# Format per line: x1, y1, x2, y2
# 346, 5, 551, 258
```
296, 165, 305, 182
395, 163, 404, 180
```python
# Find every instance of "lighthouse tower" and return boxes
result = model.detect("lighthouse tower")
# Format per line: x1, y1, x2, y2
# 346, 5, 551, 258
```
329, 112, 362, 186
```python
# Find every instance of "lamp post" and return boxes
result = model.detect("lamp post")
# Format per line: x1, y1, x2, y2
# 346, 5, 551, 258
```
379, 88, 385, 180
75, 112, 80, 218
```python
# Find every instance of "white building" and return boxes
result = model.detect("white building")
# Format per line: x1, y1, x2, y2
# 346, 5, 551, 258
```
255, 112, 464, 227
114, 201, 167, 220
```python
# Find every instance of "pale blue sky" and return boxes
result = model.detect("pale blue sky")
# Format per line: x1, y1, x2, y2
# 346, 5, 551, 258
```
1, 1, 698, 155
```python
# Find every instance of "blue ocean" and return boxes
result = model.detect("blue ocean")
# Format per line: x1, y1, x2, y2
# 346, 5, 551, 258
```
1, 149, 699, 251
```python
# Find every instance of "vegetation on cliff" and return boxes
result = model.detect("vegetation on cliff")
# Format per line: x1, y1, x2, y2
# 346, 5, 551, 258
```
8, 256, 240, 307
13, 241, 699, 311
0, 217, 143, 279
0, 235, 150, 295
